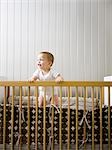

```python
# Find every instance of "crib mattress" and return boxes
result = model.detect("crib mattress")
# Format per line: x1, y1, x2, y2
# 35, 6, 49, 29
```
8, 96, 98, 110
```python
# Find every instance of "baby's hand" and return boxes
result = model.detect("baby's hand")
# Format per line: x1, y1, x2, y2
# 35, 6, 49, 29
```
28, 78, 35, 82
55, 76, 63, 83
28, 76, 39, 82
36, 79, 40, 81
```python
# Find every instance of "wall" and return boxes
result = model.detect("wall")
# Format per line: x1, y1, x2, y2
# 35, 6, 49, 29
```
0, 0, 112, 81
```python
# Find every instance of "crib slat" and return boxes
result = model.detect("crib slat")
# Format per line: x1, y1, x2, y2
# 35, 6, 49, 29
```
67, 86, 70, 150
43, 88, 46, 150
59, 87, 62, 150
3, 86, 7, 150
27, 87, 30, 150
35, 86, 38, 150
96, 87, 99, 105
76, 86, 78, 150
84, 87, 87, 149
92, 87, 95, 150
19, 86, 22, 150
51, 86, 54, 150
108, 87, 111, 150
11, 86, 15, 150
100, 87, 103, 150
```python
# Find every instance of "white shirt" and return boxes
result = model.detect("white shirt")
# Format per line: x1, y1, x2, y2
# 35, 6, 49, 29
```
33, 69, 60, 101
33, 69, 60, 81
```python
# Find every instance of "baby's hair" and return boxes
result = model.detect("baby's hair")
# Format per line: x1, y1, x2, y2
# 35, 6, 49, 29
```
39, 51, 54, 65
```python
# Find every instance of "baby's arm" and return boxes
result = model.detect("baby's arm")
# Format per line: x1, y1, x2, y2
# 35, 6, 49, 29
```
55, 75, 64, 82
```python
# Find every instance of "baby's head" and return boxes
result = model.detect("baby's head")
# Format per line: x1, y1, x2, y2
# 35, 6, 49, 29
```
40, 51, 54, 65
37, 51, 54, 71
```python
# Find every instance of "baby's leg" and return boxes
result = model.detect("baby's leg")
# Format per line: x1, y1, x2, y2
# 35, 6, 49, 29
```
53, 95, 59, 106
38, 96, 43, 107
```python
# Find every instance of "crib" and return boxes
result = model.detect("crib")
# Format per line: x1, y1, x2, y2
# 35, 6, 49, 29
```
0, 81, 112, 150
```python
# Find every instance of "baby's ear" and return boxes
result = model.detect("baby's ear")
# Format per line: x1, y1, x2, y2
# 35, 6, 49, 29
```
49, 61, 52, 66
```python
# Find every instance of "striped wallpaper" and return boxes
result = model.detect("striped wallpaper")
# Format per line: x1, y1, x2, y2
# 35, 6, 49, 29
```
0, 0, 112, 81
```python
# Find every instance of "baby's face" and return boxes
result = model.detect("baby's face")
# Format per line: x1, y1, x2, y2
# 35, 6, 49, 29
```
36, 53, 52, 72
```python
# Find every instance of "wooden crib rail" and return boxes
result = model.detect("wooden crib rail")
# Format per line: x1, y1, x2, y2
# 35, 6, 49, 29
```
1, 80, 112, 86
0, 81, 112, 150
